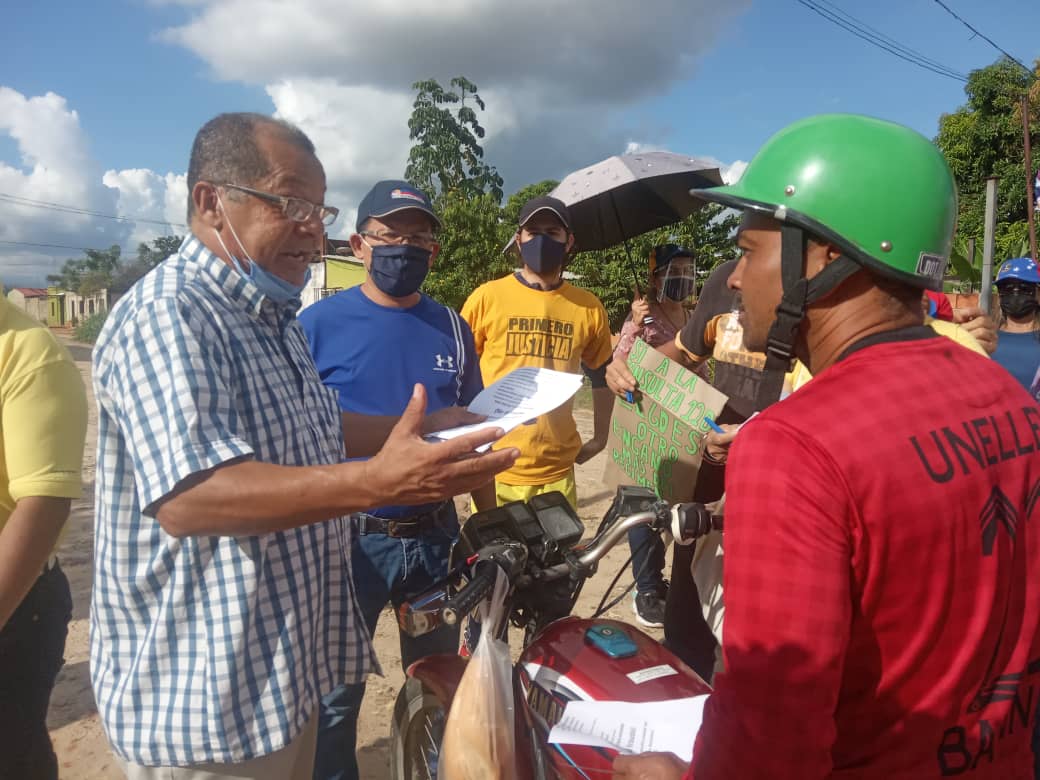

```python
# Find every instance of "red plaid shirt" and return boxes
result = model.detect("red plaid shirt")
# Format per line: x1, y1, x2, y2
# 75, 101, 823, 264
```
688, 335, 1040, 779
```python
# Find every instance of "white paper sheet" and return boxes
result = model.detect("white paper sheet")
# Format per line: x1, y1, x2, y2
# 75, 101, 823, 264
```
547, 695, 708, 762
426, 367, 583, 450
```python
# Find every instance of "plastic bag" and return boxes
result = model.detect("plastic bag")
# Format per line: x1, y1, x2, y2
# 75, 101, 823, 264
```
438, 567, 515, 780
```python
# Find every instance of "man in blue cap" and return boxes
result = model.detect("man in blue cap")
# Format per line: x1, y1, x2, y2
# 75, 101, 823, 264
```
299, 180, 484, 780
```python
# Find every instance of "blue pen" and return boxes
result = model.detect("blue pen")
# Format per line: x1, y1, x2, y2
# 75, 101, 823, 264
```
624, 391, 635, 404
705, 417, 726, 434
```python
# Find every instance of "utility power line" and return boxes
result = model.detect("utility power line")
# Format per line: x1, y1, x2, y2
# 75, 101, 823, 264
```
0, 240, 177, 256
795, 0, 968, 82
813, 0, 967, 78
0, 192, 187, 228
929, 0, 1032, 75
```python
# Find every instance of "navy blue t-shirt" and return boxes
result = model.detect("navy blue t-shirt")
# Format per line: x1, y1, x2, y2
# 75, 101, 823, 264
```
299, 285, 483, 518
992, 329, 1040, 390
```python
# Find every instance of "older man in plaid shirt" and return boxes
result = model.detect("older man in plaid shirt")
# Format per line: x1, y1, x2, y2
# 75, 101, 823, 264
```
90, 113, 516, 780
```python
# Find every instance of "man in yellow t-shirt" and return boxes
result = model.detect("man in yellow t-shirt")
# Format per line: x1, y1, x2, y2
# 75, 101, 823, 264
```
0, 295, 87, 779
461, 196, 614, 509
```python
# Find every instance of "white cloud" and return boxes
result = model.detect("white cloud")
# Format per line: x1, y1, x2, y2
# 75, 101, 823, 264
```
0, 87, 187, 287
721, 159, 747, 185
0, 88, 126, 285
624, 142, 668, 155
266, 79, 416, 235
158, 0, 749, 217
1, 1, 753, 283
102, 169, 187, 248
160, 1, 749, 104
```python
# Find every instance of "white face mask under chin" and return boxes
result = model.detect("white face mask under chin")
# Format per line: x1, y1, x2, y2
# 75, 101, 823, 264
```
211, 194, 310, 304
213, 193, 256, 269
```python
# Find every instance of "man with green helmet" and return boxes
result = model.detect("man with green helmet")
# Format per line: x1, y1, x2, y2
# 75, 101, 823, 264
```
612, 114, 1040, 779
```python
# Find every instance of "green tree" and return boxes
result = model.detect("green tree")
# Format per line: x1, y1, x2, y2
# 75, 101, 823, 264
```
936, 57, 1039, 265
501, 180, 559, 227
404, 75, 740, 323
137, 234, 183, 269
47, 245, 122, 293
405, 77, 504, 202
423, 190, 511, 311
405, 77, 509, 307
109, 235, 184, 299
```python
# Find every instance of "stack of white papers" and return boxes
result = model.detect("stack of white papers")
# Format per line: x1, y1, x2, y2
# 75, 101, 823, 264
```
427, 367, 584, 451
547, 695, 708, 762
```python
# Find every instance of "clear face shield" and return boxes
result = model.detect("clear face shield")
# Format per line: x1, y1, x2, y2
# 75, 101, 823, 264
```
656, 255, 697, 303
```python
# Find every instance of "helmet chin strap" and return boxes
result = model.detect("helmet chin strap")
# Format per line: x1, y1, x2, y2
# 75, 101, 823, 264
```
754, 224, 861, 410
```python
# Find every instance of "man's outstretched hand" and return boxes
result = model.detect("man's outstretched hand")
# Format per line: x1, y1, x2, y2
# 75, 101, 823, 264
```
365, 384, 518, 506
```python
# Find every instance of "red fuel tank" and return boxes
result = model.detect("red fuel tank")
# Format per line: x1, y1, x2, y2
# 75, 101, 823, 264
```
516, 616, 710, 778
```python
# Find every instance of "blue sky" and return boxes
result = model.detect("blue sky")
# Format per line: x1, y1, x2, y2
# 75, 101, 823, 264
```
0, 0, 1034, 286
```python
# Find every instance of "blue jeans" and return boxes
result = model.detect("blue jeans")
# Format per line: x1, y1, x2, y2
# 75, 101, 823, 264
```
0, 563, 71, 780
627, 525, 666, 594
313, 505, 461, 780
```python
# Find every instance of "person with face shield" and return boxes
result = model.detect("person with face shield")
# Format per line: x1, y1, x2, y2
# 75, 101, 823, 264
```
992, 257, 1040, 390
89, 114, 516, 780
610, 244, 696, 627
613, 243, 696, 363
461, 196, 614, 510
297, 181, 486, 780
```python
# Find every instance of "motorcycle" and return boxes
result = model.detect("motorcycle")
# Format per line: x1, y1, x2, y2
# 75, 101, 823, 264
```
389, 486, 723, 779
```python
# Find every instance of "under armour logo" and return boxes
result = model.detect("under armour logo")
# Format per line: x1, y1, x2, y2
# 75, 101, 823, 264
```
435, 354, 455, 370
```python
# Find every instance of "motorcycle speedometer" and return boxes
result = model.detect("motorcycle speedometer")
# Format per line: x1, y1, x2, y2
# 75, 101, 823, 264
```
529, 491, 584, 550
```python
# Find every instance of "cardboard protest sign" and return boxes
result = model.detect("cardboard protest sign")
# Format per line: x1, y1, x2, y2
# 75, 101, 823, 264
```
603, 338, 729, 502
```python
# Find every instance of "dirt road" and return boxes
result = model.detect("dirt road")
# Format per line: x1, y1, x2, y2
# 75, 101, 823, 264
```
48, 335, 664, 779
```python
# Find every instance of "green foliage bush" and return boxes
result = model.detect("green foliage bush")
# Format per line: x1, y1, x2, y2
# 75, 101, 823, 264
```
74, 310, 108, 344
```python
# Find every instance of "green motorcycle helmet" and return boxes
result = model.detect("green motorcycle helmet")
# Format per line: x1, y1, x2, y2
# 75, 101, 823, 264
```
692, 113, 957, 291
689, 114, 958, 410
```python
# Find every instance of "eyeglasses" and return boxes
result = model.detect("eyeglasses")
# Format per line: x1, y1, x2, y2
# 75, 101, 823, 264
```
360, 229, 438, 250
215, 183, 339, 227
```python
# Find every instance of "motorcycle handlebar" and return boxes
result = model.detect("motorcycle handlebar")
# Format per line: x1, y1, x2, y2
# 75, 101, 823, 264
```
672, 502, 724, 543
436, 502, 723, 625
441, 559, 498, 626
575, 510, 660, 568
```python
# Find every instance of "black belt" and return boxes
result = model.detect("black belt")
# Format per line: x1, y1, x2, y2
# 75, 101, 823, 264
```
353, 502, 450, 538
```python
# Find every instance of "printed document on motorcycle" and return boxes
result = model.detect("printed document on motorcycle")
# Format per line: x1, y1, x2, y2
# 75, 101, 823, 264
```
426, 367, 584, 451
547, 695, 708, 762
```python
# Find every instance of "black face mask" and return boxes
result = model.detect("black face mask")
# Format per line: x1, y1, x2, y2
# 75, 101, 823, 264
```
519, 235, 567, 274
999, 292, 1039, 319
663, 278, 695, 302
369, 244, 431, 297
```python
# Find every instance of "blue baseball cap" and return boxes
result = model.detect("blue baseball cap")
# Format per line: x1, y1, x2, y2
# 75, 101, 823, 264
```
355, 180, 441, 232
996, 257, 1040, 285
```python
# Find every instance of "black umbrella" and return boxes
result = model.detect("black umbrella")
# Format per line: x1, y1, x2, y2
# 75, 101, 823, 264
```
551, 152, 724, 295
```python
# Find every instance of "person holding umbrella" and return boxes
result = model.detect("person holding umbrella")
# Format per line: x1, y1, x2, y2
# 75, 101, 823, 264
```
613, 243, 697, 362
461, 196, 614, 509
